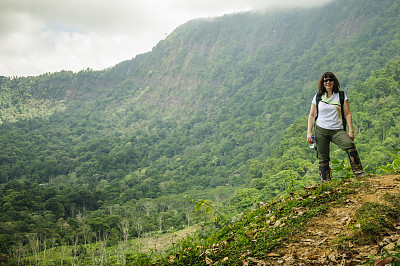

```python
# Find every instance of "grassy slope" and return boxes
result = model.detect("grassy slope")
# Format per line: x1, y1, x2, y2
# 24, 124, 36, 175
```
156, 174, 400, 265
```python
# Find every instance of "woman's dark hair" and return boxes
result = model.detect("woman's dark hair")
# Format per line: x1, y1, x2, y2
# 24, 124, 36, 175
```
318, 72, 340, 94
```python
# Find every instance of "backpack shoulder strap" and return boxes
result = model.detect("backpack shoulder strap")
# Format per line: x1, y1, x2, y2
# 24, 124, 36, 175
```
339, 90, 344, 103
315, 93, 322, 121
339, 91, 347, 130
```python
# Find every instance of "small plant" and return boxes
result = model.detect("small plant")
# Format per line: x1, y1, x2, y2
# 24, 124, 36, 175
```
379, 149, 400, 174
331, 158, 353, 179
125, 252, 153, 265
285, 168, 298, 195
185, 196, 230, 226
333, 234, 353, 252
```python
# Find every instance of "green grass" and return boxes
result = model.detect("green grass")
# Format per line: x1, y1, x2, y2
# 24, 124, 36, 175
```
349, 193, 400, 246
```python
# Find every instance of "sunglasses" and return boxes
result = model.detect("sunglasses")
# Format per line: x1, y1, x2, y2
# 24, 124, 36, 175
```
323, 78, 334, 83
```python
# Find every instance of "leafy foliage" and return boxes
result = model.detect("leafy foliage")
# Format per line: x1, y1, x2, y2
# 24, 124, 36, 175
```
379, 149, 400, 174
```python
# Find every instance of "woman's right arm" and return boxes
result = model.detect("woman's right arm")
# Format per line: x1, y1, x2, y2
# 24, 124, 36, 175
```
307, 103, 317, 144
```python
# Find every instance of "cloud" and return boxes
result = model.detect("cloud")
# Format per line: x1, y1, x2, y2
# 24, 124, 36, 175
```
0, 0, 333, 77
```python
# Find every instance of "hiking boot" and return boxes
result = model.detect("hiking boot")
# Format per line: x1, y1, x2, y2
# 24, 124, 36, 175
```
319, 163, 332, 183
346, 148, 365, 177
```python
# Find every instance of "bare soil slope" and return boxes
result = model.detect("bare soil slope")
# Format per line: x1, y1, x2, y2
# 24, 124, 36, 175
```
269, 174, 400, 265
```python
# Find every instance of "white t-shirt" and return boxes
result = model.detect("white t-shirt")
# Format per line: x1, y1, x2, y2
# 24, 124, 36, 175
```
312, 92, 348, 130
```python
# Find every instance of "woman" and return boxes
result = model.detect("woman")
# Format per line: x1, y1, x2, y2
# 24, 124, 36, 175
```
307, 72, 365, 182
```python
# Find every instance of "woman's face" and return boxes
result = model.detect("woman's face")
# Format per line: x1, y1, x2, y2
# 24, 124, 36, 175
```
323, 77, 334, 91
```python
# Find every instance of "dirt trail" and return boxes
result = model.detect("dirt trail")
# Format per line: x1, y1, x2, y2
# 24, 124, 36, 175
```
270, 174, 400, 265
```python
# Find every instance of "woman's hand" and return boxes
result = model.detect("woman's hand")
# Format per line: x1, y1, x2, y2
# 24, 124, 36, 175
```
343, 100, 355, 141
348, 131, 354, 141
307, 132, 314, 144
307, 104, 317, 144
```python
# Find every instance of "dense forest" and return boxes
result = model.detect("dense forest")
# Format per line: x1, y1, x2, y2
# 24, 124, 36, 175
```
1, 0, 400, 264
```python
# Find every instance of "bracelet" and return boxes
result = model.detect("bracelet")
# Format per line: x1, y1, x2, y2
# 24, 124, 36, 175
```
349, 130, 354, 133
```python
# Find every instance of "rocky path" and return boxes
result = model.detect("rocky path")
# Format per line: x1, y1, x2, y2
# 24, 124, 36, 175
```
269, 174, 400, 265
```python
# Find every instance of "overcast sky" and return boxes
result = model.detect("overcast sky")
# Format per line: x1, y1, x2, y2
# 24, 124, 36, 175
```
0, 0, 332, 77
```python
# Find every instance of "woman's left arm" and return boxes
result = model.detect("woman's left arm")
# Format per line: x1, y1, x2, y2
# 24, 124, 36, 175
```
343, 99, 355, 140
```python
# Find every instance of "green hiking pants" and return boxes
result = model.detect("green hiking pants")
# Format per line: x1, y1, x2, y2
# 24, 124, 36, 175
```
315, 125, 355, 164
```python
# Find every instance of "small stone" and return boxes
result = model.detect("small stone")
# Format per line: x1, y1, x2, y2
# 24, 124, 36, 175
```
328, 255, 337, 262
389, 235, 400, 242
265, 253, 281, 257
380, 237, 391, 246
369, 248, 378, 255
382, 242, 396, 252
308, 254, 318, 260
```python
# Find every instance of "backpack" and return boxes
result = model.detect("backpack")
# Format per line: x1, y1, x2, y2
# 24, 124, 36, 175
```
315, 90, 347, 131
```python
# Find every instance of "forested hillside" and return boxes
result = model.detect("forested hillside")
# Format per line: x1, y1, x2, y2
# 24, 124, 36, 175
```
1, 0, 400, 263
